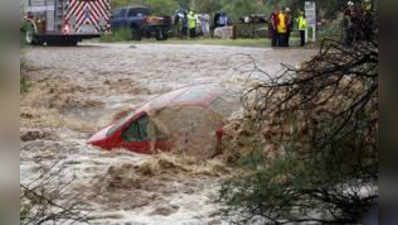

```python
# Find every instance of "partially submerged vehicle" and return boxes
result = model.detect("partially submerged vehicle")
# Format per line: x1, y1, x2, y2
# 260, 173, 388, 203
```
88, 84, 241, 158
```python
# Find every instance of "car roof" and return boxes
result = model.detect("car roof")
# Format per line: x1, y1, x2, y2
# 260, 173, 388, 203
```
141, 83, 224, 112
109, 84, 240, 134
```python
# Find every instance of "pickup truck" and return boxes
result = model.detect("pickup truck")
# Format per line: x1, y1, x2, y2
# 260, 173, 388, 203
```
111, 6, 171, 41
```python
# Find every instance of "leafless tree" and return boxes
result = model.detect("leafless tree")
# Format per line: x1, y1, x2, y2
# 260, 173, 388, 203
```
20, 163, 93, 225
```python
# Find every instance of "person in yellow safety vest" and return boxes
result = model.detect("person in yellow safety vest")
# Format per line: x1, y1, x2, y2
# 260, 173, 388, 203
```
187, 10, 197, 38
296, 11, 308, 47
277, 9, 288, 47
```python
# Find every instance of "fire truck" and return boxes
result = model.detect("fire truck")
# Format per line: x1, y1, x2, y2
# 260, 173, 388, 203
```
23, 0, 111, 46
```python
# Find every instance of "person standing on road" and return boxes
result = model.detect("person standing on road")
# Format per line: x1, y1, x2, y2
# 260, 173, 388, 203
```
361, 0, 374, 42
175, 9, 188, 39
268, 6, 279, 47
296, 11, 307, 47
198, 13, 210, 37
343, 2, 353, 46
214, 11, 222, 29
351, 4, 362, 42
219, 12, 229, 27
182, 10, 189, 38
187, 10, 197, 38
343, 1, 361, 46
277, 8, 288, 47
285, 7, 293, 47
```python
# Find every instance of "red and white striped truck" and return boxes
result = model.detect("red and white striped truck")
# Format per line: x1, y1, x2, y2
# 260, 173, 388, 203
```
23, 0, 111, 46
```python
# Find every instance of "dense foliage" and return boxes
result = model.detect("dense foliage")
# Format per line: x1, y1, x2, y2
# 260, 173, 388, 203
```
218, 24, 378, 225
110, 0, 376, 22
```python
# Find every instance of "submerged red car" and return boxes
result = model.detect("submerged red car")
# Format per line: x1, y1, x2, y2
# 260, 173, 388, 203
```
88, 83, 240, 156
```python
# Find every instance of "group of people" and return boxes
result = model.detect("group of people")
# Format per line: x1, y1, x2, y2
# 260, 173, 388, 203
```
343, 0, 374, 46
175, 9, 215, 39
268, 7, 308, 47
175, 6, 308, 45
174, 9, 230, 39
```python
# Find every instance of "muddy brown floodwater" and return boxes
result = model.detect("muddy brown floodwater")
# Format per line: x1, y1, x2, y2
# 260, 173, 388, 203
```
20, 43, 317, 225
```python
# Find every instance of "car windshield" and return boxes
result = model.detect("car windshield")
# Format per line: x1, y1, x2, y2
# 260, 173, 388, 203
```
136, 8, 151, 15
115, 114, 167, 142
122, 115, 149, 142
127, 8, 151, 17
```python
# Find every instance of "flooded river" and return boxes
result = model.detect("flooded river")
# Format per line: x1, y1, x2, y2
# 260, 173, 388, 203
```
20, 43, 316, 225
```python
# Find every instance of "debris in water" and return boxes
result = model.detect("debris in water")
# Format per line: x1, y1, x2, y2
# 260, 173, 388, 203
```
20, 128, 56, 142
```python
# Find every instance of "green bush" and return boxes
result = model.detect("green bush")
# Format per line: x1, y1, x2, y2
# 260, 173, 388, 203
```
318, 21, 344, 42
111, 0, 179, 15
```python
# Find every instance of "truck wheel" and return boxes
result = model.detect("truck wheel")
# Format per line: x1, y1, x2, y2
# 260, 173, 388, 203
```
66, 40, 78, 46
144, 31, 151, 38
155, 29, 167, 41
131, 28, 142, 41
47, 39, 77, 46
35, 38, 44, 46
162, 31, 169, 40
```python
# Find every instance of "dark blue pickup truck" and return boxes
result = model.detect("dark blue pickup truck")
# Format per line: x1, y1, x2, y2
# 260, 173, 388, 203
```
111, 6, 171, 41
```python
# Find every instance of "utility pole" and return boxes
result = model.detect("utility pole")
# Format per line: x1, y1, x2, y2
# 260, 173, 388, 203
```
305, 1, 316, 42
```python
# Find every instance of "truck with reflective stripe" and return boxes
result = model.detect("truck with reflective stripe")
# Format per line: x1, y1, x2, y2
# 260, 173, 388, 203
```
22, 0, 111, 46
